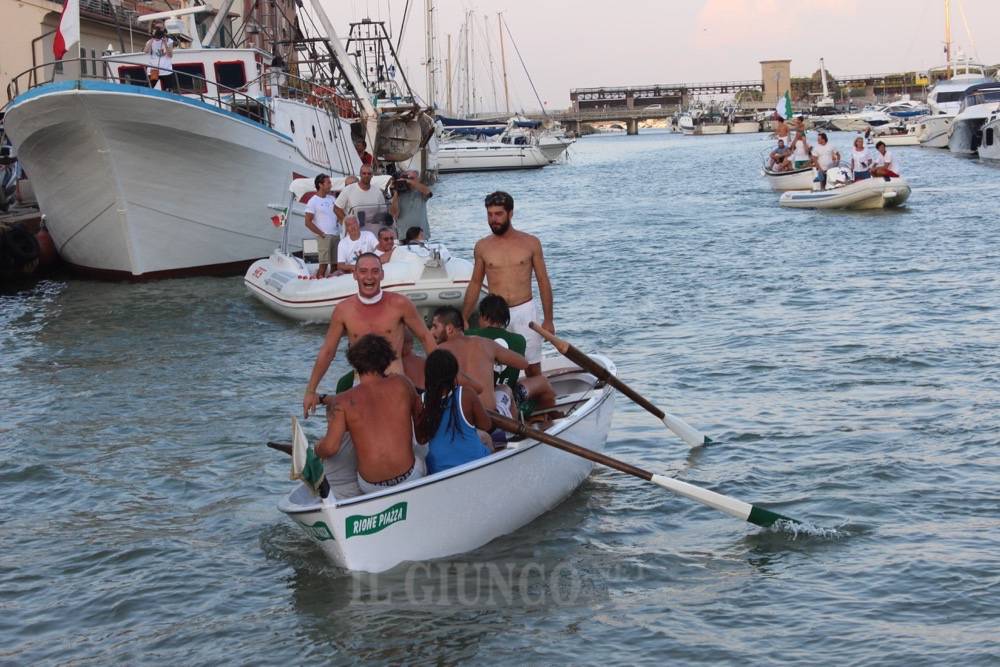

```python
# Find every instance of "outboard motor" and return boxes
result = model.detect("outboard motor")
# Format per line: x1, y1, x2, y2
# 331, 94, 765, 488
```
825, 166, 850, 189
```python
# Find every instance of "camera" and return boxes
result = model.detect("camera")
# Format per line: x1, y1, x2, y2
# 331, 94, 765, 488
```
393, 177, 410, 193
154, 28, 166, 38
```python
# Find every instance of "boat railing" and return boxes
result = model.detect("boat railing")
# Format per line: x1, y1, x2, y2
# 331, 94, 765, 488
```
5, 57, 274, 128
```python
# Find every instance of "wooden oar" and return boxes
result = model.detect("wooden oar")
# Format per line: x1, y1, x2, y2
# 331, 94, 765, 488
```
528, 322, 711, 448
488, 412, 796, 528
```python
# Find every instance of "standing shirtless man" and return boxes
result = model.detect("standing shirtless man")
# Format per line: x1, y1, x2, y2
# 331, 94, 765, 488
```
461, 191, 554, 377
303, 253, 436, 417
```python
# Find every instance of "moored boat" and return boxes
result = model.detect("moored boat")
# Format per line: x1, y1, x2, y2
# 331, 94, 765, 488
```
277, 353, 617, 573
779, 172, 911, 210
977, 110, 1000, 160
763, 165, 816, 191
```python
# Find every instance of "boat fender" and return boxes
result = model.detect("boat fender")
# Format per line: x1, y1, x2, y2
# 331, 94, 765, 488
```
2, 225, 39, 266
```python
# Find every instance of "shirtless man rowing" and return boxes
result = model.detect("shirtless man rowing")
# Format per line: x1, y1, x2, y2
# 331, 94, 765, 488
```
303, 252, 436, 417
461, 191, 554, 377
316, 334, 425, 493
430, 306, 529, 415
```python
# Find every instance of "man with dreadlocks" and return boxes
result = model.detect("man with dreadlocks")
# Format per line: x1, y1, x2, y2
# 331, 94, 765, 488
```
416, 349, 494, 474
316, 333, 424, 494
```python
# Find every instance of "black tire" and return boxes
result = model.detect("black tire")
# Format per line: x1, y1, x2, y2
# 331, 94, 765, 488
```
4, 225, 39, 266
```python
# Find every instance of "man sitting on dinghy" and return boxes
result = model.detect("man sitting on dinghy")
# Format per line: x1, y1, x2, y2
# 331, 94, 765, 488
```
303, 253, 437, 417
375, 226, 397, 264
316, 334, 426, 494
335, 216, 378, 274
462, 191, 555, 378
872, 141, 901, 178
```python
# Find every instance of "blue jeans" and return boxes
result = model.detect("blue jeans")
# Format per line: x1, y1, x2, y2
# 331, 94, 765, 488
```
854, 170, 871, 181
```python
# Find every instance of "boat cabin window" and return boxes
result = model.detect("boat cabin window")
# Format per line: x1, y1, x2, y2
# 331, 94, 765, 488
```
214, 61, 247, 90
986, 128, 995, 147
118, 65, 148, 86
173, 63, 208, 94
935, 91, 963, 104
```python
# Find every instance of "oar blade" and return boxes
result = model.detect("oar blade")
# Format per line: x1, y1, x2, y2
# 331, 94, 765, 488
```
661, 413, 711, 448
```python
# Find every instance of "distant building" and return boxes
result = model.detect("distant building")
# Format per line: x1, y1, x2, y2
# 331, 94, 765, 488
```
759, 59, 791, 106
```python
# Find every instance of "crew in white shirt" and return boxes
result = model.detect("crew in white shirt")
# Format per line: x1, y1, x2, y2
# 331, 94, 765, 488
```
810, 132, 841, 187
872, 141, 901, 178
334, 164, 395, 233
304, 174, 338, 278
850, 136, 874, 181
336, 216, 378, 273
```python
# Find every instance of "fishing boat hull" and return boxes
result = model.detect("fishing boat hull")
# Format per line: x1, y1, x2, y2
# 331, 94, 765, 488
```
779, 177, 911, 210
694, 123, 728, 135
2, 81, 358, 278
277, 354, 617, 573
729, 121, 760, 134
763, 165, 815, 191
437, 143, 549, 173
244, 243, 483, 323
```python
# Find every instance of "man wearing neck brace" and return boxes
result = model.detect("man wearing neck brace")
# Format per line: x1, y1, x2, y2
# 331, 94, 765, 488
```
303, 253, 438, 417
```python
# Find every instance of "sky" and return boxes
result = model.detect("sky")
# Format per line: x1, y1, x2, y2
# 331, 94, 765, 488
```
322, 0, 1000, 112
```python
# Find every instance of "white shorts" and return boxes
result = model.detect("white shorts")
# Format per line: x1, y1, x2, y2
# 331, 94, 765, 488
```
507, 299, 543, 364
495, 386, 514, 419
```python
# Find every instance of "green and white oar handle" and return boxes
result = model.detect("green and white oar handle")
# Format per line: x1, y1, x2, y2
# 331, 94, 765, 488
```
528, 322, 711, 448
489, 412, 796, 528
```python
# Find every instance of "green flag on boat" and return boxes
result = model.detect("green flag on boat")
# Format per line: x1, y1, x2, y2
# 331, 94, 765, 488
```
291, 416, 325, 494
775, 90, 793, 120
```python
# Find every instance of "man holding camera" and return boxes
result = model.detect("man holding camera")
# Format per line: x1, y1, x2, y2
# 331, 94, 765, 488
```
143, 21, 177, 92
390, 170, 432, 241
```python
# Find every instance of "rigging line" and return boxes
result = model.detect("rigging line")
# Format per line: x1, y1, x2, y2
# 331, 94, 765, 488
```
955, 0, 979, 61
500, 14, 547, 116
479, 14, 499, 113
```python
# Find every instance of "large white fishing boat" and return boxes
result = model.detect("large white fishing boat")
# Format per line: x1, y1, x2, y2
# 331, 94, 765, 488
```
1, 0, 432, 278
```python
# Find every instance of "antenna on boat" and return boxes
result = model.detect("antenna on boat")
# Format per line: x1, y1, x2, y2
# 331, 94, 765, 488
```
944, 0, 953, 78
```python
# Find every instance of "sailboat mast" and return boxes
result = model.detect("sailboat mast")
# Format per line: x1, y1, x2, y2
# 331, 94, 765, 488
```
469, 11, 476, 116
446, 33, 452, 114
945, 0, 953, 77
498, 12, 510, 114
424, 0, 436, 109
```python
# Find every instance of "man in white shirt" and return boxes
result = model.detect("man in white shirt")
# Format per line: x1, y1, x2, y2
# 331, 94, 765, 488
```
304, 174, 338, 278
872, 141, 900, 178
334, 165, 394, 234
336, 216, 378, 274
810, 132, 841, 188
374, 226, 397, 264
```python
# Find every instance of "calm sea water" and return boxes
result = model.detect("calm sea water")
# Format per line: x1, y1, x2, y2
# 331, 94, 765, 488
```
3, 131, 999, 665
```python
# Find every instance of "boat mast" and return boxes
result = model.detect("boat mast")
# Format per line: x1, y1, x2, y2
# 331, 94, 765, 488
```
468, 11, 476, 117
483, 14, 499, 113
424, 0, 436, 109
820, 57, 829, 99
944, 0, 952, 78
498, 12, 511, 114
446, 33, 452, 114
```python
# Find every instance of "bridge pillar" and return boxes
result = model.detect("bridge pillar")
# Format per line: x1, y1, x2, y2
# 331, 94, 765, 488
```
626, 118, 639, 135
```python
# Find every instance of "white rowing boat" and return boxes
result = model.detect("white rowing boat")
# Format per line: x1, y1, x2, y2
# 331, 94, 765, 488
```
763, 165, 815, 191
277, 353, 616, 572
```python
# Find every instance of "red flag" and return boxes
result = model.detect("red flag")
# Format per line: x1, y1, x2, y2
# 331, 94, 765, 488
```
53, 0, 80, 60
